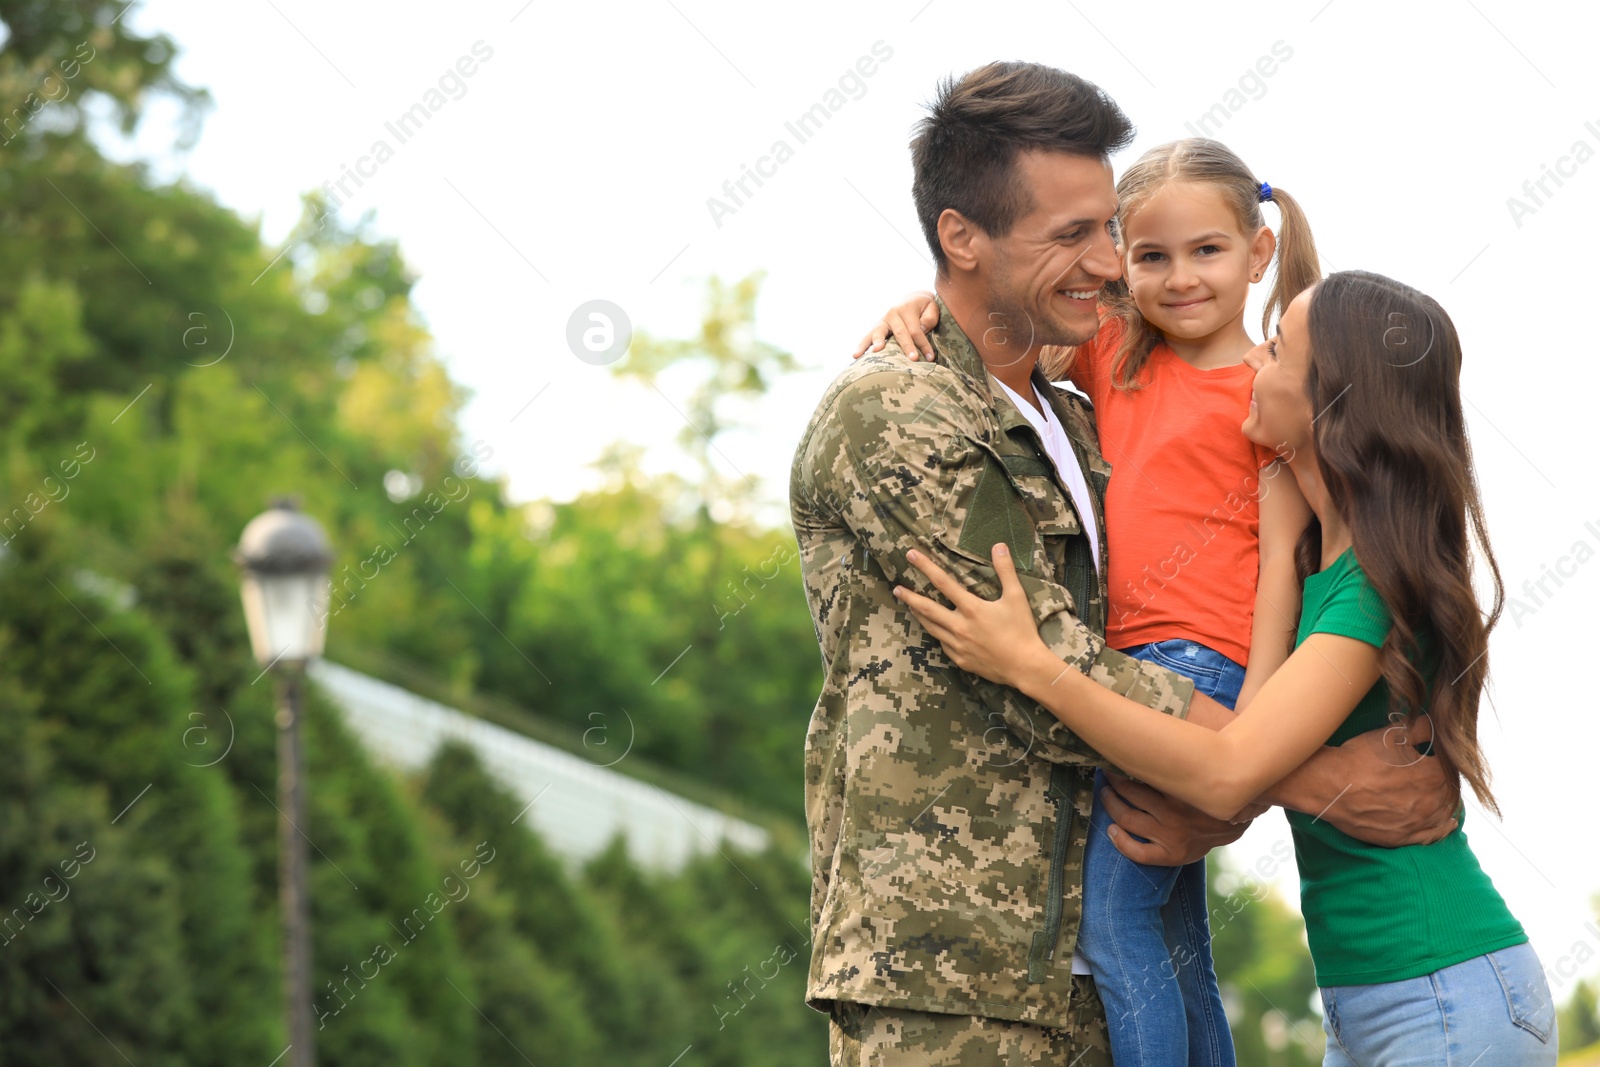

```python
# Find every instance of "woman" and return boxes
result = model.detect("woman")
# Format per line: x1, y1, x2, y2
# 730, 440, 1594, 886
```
893, 271, 1557, 1066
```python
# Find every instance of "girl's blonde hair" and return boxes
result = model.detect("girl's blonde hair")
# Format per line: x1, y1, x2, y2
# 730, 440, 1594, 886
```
1042, 138, 1321, 388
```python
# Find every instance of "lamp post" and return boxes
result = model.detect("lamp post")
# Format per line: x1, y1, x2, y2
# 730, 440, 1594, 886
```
236, 499, 333, 1067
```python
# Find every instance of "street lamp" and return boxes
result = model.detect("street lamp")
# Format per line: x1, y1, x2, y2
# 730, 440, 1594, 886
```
236, 499, 333, 1067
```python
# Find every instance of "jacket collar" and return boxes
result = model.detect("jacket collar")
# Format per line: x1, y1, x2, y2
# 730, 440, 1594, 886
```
928, 297, 1108, 590
928, 293, 1074, 449
926, 292, 998, 408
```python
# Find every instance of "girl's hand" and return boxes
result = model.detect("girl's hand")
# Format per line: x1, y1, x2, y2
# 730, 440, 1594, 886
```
851, 291, 940, 361
893, 543, 1048, 689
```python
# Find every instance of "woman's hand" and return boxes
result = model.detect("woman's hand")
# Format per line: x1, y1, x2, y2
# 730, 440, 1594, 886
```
851, 291, 940, 361
894, 543, 1050, 689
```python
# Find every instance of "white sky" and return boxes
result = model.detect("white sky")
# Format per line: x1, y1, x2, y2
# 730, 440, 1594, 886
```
109, 0, 1600, 995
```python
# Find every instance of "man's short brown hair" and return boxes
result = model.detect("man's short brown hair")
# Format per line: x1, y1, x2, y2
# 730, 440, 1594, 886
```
911, 62, 1135, 268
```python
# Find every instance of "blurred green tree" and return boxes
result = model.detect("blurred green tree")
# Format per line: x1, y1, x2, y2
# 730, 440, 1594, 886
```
1208, 843, 1325, 1066
0, 0, 209, 147
1557, 903, 1600, 1055
610, 271, 799, 526
1561, 977, 1600, 1053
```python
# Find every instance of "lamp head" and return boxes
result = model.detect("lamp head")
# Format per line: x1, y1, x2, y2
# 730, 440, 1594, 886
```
235, 500, 334, 669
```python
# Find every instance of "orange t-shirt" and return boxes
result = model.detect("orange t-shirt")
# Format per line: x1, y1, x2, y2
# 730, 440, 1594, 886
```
1060, 317, 1279, 667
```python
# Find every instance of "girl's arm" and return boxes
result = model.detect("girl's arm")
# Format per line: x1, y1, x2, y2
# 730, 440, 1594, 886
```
851, 293, 1087, 392
852, 291, 938, 360
1235, 460, 1313, 710
897, 544, 1382, 822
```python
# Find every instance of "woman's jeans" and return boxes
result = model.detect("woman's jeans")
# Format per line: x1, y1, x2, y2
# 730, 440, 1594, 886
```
1077, 639, 1246, 1067
1320, 941, 1557, 1066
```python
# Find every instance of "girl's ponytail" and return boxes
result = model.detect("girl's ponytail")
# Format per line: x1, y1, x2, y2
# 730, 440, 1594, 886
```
1260, 185, 1321, 338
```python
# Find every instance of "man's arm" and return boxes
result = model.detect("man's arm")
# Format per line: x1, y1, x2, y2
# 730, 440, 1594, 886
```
1263, 720, 1461, 846
807, 363, 1195, 765
1193, 677, 1460, 845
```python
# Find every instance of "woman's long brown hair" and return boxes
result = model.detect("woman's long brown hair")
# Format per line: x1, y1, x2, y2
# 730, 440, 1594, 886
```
1298, 270, 1505, 813
1040, 137, 1321, 386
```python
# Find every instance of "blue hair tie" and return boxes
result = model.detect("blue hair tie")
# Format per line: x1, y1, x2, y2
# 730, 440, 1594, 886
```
1258, 181, 1273, 203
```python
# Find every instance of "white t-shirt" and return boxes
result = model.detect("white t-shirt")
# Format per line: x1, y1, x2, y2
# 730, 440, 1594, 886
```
990, 374, 1101, 978
991, 376, 1102, 575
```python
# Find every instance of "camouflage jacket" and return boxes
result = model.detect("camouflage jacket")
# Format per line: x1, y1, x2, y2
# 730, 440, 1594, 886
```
789, 296, 1196, 1028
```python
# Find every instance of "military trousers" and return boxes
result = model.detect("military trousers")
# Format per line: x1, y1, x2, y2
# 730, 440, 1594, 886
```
826, 975, 1112, 1066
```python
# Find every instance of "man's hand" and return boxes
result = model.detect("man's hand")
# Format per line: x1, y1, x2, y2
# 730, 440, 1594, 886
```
1101, 773, 1252, 866
1268, 715, 1460, 847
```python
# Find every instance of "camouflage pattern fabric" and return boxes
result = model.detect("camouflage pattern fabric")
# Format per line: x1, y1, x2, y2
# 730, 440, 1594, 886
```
827, 975, 1112, 1066
789, 294, 1197, 1030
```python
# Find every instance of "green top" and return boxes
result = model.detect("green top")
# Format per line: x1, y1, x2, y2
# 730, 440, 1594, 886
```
1288, 546, 1525, 986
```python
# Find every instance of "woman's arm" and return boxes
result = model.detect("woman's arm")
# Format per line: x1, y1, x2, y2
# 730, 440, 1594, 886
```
897, 544, 1382, 821
1017, 631, 1380, 819
1236, 460, 1312, 709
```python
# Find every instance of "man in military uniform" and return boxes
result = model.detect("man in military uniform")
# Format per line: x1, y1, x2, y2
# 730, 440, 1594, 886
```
790, 62, 1461, 1065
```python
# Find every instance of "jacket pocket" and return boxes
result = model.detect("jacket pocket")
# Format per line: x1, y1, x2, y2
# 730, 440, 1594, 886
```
955, 451, 1039, 568
994, 446, 1097, 624
1026, 763, 1075, 984
998, 451, 1082, 540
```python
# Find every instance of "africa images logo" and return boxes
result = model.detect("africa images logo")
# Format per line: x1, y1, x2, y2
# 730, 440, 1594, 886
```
705, 41, 894, 229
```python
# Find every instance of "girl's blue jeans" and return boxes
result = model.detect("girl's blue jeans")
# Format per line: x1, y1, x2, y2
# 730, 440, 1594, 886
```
1077, 638, 1246, 1067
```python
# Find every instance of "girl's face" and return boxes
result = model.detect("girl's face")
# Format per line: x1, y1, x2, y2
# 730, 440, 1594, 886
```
1120, 182, 1275, 343
1242, 287, 1316, 454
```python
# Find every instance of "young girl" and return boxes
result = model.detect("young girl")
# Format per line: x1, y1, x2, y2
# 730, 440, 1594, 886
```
895, 271, 1556, 1066
854, 137, 1318, 1066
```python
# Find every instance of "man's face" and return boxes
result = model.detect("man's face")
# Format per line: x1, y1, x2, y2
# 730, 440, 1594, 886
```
978, 150, 1122, 365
